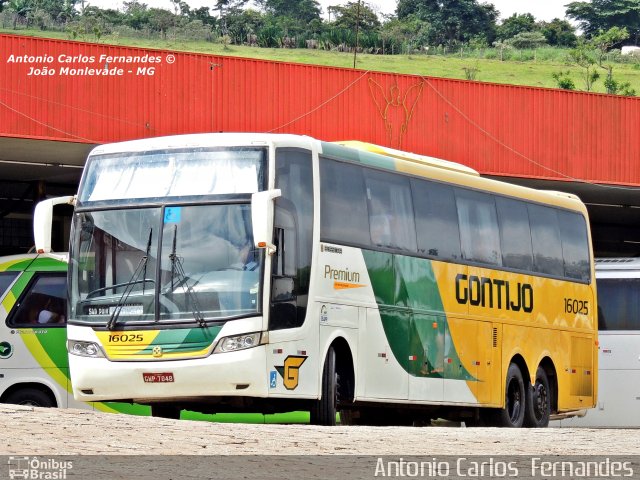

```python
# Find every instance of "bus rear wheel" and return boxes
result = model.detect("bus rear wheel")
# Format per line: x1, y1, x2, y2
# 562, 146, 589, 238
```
5, 387, 55, 408
524, 366, 551, 428
491, 363, 525, 428
310, 346, 338, 426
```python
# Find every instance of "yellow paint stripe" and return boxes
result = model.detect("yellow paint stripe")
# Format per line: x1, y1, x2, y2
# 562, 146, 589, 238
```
93, 403, 121, 414
334, 281, 366, 290
96, 330, 161, 358
0, 257, 31, 271
106, 346, 211, 361
1, 291, 16, 312
20, 330, 71, 393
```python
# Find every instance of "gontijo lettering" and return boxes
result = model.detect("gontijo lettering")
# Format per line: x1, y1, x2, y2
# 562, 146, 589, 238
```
455, 273, 533, 313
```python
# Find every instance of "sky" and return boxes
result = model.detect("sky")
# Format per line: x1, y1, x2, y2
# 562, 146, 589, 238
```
88, 0, 571, 23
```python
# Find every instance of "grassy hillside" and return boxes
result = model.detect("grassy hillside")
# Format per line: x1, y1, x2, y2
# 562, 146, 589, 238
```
3, 28, 639, 95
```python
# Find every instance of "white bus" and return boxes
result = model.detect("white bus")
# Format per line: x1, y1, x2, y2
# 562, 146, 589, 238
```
556, 258, 640, 427
62, 133, 597, 426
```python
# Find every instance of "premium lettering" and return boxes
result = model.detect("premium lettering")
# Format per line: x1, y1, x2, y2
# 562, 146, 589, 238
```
455, 274, 533, 312
324, 265, 360, 283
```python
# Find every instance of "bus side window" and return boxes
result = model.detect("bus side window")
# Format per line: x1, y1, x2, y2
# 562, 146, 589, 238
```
596, 278, 640, 330
455, 188, 502, 266
364, 170, 416, 252
320, 158, 370, 247
7, 274, 67, 327
495, 197, 534, 271
528, 204, 564, 278
412, 179, 461, 261
558, 210, 591, 282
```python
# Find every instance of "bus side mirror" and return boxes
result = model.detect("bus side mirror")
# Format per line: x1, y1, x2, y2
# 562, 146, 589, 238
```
251, 189, 281, 255
34, 195, 76, 254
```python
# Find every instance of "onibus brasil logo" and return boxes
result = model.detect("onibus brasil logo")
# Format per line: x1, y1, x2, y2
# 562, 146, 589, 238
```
8, 456, 73, 479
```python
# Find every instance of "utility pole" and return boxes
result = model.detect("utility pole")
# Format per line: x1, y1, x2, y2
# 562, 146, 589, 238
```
353, 0, 361, 68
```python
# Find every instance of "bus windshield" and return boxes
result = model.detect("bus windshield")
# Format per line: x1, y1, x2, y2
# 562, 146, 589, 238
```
70, 203, 262, 326
78, 148, 266, 205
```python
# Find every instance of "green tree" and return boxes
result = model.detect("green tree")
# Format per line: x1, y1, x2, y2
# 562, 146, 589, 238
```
331, 2, 380, 32
215, 0, 249, 37
256, 0, 321, 23
591, 27, 634, 94
189, 6, 216, 27
380, 16, 428, 54
57, 0, 77, 22
225, 8, 264, 44
396, 0, 498, 45
496, 13, 536, 41
552, 70, 576, 90
8, 0, 33, 28
147, 7, 176, 38
566, 0, 640, 44
505, 31, 547, 49
122, 0, 150, 30
214, 0, 249, 17
539, 18, 577, 47
569, 43, 601, 91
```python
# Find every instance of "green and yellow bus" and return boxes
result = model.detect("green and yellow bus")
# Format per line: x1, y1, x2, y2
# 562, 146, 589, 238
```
59, 133, 597, 427
0, 252, 150, 416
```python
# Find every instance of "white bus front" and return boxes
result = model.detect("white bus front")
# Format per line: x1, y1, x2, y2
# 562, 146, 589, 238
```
66, 135, 317, 418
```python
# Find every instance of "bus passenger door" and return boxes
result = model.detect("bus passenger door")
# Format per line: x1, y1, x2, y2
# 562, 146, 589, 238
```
361, 307, 408, 400
408, 314, 444, 402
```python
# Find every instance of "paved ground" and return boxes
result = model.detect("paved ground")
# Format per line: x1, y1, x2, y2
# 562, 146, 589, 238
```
2, 404, 639, 456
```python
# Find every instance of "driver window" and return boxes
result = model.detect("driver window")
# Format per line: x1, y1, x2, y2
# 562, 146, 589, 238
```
7, 274, 67, 327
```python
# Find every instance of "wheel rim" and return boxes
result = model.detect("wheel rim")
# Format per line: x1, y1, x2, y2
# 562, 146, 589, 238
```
506, 377, 523, 424
533, 381, 548, 421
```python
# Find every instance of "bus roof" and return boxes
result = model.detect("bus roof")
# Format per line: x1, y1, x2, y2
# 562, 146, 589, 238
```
322, 142, 587, 215
87, 133, 587, 215
0, 253, 67, 272
333, 141, 479, 176
88, 133, 316, 156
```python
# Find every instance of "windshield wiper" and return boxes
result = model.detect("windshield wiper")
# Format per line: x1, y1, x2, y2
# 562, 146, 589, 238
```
168, 225, 206, 327
106, 228, 153, 331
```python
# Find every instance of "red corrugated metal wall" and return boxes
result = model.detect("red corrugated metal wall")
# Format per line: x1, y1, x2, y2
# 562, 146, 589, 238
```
1, 33, 639, 185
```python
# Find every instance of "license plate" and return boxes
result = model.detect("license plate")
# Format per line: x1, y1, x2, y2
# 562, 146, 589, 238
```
143, 372, 174, 383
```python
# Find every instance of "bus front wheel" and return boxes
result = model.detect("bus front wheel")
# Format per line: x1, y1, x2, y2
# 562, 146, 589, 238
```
5, 387, 55, 408
491, 363, 526, 428
523, 366, 550, 428
310, 346, 338, 426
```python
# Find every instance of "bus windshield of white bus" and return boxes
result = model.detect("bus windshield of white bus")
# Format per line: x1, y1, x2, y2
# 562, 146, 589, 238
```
79, 148, 265, 203
69, 148, 267, 327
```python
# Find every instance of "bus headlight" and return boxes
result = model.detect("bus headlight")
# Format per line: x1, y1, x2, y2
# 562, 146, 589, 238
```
68, 340, 104, 358
213, 332, 264, 353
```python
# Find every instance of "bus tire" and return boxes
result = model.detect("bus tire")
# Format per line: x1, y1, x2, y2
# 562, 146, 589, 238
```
523, 366, 551, 428
151, 404, 181, 419
310, 346, 337, 426
5, 387, 55, 408
493, 363, 526, 428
